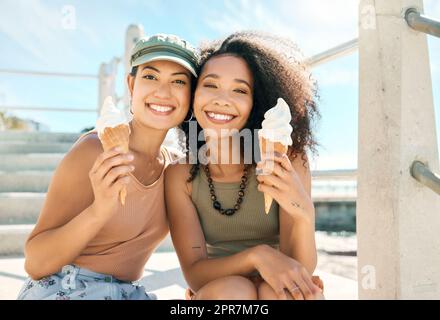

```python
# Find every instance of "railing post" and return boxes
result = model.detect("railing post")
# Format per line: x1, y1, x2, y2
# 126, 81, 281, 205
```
97, 58, 119, 115
358, 0, 440, 299
123, 24, 144, 113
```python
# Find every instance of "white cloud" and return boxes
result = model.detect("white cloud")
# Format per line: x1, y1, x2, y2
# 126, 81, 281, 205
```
203, 0, 359, 56
277, 0, 359, 55
0, 0, 98, 69
203, 0, 299, 42
202, 0, 360, 91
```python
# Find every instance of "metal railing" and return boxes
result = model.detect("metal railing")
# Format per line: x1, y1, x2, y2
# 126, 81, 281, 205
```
0, 105, 96, 113
0, 69, 98, 79
0, 68, 101, 114
404, 8, 440, 196
306, 38, 359, 67
405, 8, 440, 38
410, 161, 440, 196
311, 169, 357, 180
306, 7, 440, 68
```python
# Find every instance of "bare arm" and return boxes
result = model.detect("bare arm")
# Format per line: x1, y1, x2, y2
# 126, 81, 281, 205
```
256, 153, 317, 274
24, 135, 133, 279
279, 153, 317, 274
165, 164, 260, 292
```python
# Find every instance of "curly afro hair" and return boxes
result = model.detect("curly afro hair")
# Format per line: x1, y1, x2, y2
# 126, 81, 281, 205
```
179, 31, 320, 182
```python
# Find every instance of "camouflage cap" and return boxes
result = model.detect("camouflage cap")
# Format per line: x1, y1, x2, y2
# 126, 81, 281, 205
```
130, 34, 198, 77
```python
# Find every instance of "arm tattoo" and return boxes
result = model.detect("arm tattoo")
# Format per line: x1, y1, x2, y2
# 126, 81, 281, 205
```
291, 201, 301, 209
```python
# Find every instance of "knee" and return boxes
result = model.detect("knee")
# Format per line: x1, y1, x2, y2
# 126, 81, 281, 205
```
258, 281, 279, 300
195, 276, 257, 300
258, 281, 325, 300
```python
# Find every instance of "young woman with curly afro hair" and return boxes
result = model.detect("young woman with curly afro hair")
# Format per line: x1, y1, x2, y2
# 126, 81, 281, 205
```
166, 31, 324, 300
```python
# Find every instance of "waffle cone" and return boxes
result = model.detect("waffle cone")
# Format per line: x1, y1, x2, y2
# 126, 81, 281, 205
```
99, 124, 130, 205
259, 135, 288, 214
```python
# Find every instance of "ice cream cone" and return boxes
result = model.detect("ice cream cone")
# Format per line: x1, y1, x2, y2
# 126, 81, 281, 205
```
96, 96, 131, 206
100, 124, 130, 205
100, 124, 130, 153
259, 135, 288, 214
258, 98, 293, 214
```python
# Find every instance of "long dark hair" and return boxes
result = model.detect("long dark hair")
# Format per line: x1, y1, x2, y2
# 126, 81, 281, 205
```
180, 31, 320, 182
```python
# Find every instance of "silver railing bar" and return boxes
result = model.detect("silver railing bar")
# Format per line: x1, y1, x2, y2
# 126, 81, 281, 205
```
411, 161, 440, 196
405, 8, 440, 38
0, 106, 96, 113
311, 169, 357, 180
306, 38, 359, 67
0, 69, 98, 79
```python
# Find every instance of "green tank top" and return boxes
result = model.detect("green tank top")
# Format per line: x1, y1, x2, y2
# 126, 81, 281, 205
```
191, 166, 279, 258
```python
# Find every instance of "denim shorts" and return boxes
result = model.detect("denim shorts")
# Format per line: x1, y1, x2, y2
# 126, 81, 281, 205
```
17, 265, 156, 300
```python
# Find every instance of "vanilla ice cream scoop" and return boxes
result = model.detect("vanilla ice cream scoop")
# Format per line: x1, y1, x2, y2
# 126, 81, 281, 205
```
95, 96, 130, 139
259, 97, 293, 146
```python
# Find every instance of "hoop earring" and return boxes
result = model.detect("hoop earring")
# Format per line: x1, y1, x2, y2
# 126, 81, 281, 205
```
184, 110, 194, 122
129, 98, 134, 115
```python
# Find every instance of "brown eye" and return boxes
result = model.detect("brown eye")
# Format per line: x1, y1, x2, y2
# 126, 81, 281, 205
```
143, 74, 157, 80
234, 88, 247, 94
174, 79, 187, 85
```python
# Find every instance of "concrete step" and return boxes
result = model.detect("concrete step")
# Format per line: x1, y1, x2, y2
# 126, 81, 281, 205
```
0, 131, 80, 143
0, 153, 64, 171
0, 141, 73, 154
0, 225, 33, 255
0, 225, 174, 256
0, 193, 44, 224
0, 171, 52, 192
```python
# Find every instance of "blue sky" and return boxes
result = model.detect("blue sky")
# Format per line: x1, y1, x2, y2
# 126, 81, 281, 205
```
0, 0, 439, 170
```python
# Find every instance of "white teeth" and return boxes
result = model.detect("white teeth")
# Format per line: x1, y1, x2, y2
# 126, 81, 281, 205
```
149, 104, 174, 113
207, 112, 234, 121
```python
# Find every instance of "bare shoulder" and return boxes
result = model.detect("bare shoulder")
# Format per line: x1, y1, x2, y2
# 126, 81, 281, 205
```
290, 152, 310, 173
46, 133, 104, 207
60, 133, 103, 174
165, 163, 193, 195
290, 152, 312, 194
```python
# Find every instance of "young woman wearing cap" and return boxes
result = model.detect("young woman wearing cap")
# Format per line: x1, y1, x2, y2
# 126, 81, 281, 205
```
17, 34, 198, 300
165, 31, 324, 300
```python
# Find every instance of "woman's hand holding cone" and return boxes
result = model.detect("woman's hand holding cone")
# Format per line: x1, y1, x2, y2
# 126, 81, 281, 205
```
88, 147, 134, 219
256, 153, 314, 223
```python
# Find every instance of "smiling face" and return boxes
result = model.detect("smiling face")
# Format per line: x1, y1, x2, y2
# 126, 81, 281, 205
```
127, 60, 192, 130
193, 54, 254, 137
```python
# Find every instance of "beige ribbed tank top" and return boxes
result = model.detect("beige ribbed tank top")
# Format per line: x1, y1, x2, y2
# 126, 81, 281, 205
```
191, 166, 279, 258
70, 130, 174, 282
